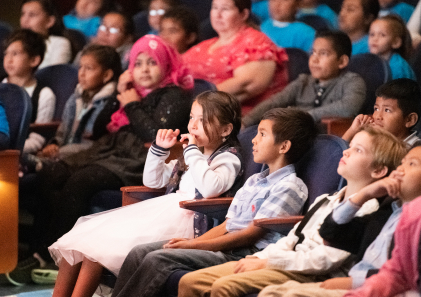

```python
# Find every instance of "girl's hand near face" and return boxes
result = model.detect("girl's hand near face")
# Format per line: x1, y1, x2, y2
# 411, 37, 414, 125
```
156, 129, 180, 148
180, 133, 197, 148
117, 89, 141, 107
117, 70, 134, 94
351, 173, 402, 205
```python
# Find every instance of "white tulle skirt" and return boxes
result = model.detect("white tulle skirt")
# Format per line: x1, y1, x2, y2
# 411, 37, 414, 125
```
49, 193, 195, 276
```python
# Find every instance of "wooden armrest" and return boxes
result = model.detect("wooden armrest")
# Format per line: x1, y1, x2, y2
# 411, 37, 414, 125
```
321, 117, 353, 137
121, 186, 166, 206
29, 122, 61, 142
179, 197, 234, 221
253, 216, 304, 235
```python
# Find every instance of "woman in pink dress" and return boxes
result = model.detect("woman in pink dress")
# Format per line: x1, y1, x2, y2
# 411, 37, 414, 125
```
183, 0, 289, 115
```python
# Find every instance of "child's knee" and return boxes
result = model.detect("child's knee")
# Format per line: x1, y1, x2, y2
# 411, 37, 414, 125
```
178, 271, 207, 297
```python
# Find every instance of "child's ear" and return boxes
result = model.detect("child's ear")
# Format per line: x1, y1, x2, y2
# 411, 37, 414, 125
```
186, 33, 198, 47
371, 165, 389, 179
46, 15, 56, 30
103, 69, 114, 84
221, 123, 233, 138
241, 8, 250, 23
278, 140, 291, 155
405, 112, 418, 128
29, 56, 41, 69
391, 37, 402, 50
338, 54, 349, 69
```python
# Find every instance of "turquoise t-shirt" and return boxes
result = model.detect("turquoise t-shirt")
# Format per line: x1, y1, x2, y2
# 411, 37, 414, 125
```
252, 0, 270, 22
63, 13, 101, 38
352, 35, 370, 56
388, 53, 416, 80
296, 4, 338, 29
0, 102, 9, 137
261, 19, 316, 52
379, 2, 415, 23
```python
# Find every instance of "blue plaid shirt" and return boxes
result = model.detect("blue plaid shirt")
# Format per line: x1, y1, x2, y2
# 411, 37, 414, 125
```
226, 164, 308, 250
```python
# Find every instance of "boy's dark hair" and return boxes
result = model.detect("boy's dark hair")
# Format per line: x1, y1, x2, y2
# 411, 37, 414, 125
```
361, 0, 380, 32
375, 78, 421, 127
81, 44, 122, 82
21, 0, 64, 36
161, 6, 199, 47
262, 108, 318, 164
316, 30, 352, 58
4, 29, 46, 72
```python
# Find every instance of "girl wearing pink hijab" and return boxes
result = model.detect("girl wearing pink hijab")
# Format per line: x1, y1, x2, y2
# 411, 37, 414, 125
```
22, 35, 195, 290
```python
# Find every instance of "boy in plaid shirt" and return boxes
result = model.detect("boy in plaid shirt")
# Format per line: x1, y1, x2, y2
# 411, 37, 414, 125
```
111, 108, 318, 297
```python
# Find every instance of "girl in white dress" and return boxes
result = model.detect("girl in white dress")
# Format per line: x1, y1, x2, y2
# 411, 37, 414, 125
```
49, 90, 244, 297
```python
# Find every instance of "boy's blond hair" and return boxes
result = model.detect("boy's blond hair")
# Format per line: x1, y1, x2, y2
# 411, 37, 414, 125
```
360, 126, 407, 175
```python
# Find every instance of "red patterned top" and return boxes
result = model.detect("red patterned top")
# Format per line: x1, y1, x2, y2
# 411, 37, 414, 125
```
183, 26, 289, 114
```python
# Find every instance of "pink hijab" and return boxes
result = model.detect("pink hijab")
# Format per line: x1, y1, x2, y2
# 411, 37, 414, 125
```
107, 35, 194, 133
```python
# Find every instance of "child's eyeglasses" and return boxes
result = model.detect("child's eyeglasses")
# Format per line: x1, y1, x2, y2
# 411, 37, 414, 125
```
149, 9, 165, 16
99, 25, 121, 34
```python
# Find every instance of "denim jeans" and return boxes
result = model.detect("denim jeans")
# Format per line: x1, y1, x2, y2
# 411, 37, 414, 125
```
111, 240, 258, 297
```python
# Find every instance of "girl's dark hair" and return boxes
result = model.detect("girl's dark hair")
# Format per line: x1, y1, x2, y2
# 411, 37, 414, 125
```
161, 6, 199, 48
81, 44, 122, 82
360, 0, 380, 32
20, 0, 65, 36
194, 91, 242, 149
97, 0, 121, 16
377, 15, 412, 60
232, 0, 251, 12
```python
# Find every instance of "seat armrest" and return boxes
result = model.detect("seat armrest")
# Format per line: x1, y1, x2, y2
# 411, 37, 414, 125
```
253, 216, 304, 236
321, 117, 353, 137
179, 197, 234, 221
121, 186, 166, 206
29, 121, 61, 142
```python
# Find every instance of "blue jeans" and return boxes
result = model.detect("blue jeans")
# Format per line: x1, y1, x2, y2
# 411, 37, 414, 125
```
111, 240, 258, 297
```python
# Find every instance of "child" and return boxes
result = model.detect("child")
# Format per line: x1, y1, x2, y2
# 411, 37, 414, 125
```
178, 127, 407, 297
2, 29, 56, 154
243, 30, 365, 127
6, 35, 195, 286
378, 0, 414, 23
20, 0, 72, 69
369, 15, 416, 80
39, 44, 121, 159
0, 101, 9, 150
159, 6, 199, 54
63, 0, 114, 38
338, 0, 379, 55
260, 0, 316, 52
256, 144, 421, 297
148, 0, 181, 35
110, 107, 318, 297
73, 11, 134, 70
296, 0, 338, 29
342, 78, 421, 148
49, 90, 245, 296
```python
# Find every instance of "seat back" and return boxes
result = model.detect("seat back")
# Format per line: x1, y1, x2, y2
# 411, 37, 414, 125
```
296, 14, 330, 31
0, 83, 32, 150
348, 53, 392, 115
35, 64, 79, 121
285, 48, 310, 82
192, 79, 217, 99
295, 134, 348, 213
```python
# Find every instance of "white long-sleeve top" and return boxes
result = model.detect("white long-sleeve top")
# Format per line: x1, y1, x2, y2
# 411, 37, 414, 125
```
143, 143, 242, 198
38, 35, 72, 69
252, 187, 379, 276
